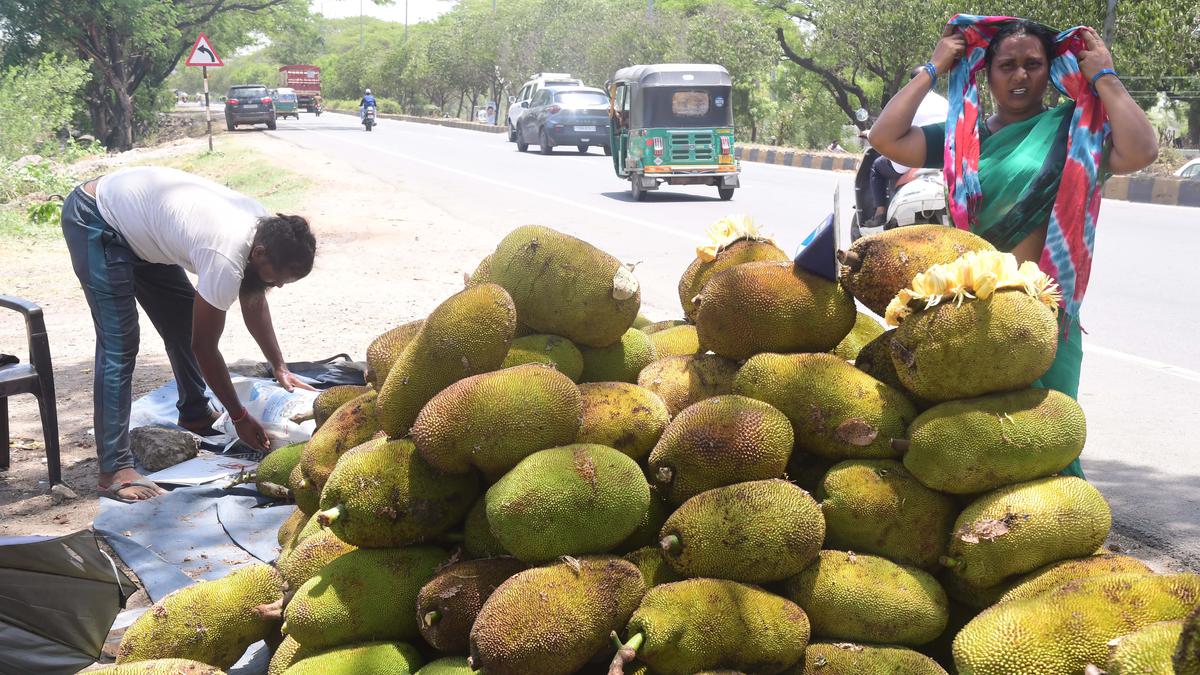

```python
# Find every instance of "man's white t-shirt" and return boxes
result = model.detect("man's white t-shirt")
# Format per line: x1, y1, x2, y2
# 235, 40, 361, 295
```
96, 167, 268, 311
892, 92, 950, 173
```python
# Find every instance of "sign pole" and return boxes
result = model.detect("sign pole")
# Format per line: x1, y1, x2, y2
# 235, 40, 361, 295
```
203, 66, 213, 152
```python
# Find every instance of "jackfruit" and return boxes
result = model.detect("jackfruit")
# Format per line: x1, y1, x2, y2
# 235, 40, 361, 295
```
468, 556, 645, 675
784, 550, 948, 646
278, 527, 356, 591
486, 225, 641, 347
998, 553, 1152, 604
939, 569, 1009, 611
648, 324, 701, 358
467, 253, 494, 286
1177, 605, 1200, 675
889, 290, 1058, 402
642, 319, 689, 334
625, 546, 683, 588
900, 388, 1086, 494
313, 384, 374, 428
618, 578, 809, 675
577, 382, 670, 462
268, 636, 308, 675
416, 557, 528, 653
695, 261, 857, 360
416, 657, 474, 674
818, 459, 956, 569
679, 235, 790, 321
660, 479, 823, 583
853, 328, 932, 407
411, 363, 581, 479
637, 353, 739, 417
734, 352, 915, 461
485, 444, 650, 562
952, 573, 1200, 675
830, 312, 886, 362
837, 224, 994, 316
117, 563, 285, 668
277, 506, 307, 549
299, 390, 380, 489
579, 328, 658, 383
283, 642, 424, 675
463, 497, 508, 558
376, 283, 517, 438
632, 312, 653, 329
366, 320, 424, 385
792, 642, 950, 674
91, 660, 225, 675
501, 334, 584, 381
317, 438, 478, 548
1105, 621, 1183, 675
613, 489, 671, 553
648, 394, 793, 505
230, 441, 304, 498
944, 476, 1112, 588
288, 465, 320, 516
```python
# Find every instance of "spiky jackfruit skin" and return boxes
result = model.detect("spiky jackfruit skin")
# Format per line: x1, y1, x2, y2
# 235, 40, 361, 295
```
831, 312, 886, 361
268, 636, 308, 675
1177, 605, 1200, 675
614, 489, 671, 553
283, 642, 424, 675
415, 657, 474, 674
1105, 621, 1183, 675
945, 476, 1112, 589
117, 564, 284, 668
625, 546, 683, 588
734, 353, 916, 461
283, 547, 447, 651
299, 391, 380, 489
416, 557, 528, 653
579, 328, 658, 383
377, 284, 517, 438
279, 527, 355, 591
255, 442, 305, 495
637, 354, 739, 417
468, 556, 645, 675
784, 551, 948, 646
318, 439, 478, 548
695, 261, 857, 361
838, 225, 995, 316
288, 465, 320, 516
854, 328, 933, 408
679, 238, 790, 321
648, 395, 793, 505
661, 479, 823, 583
277, 506, 306, 549
996, 553, 1153, 605
626, 578, 810, 675
501, 334, 584, 381
313, 385, 374, 429
411, 363, 581, 479
791, 642, 949, 674
577, 382, 670, 462
939, 570, 1009, 611
366, 321, 425, 386
902, 388, 1086, 494
463, 497, 508, 558
642, 319, 689, 334
93, 661, 227, 675
954, 573, 1200, 675
818, 459, 956, 569
485, 445, 651, 562
889, 290, 1058, 402
648, 324, 702, 358
487, 225, 641, 348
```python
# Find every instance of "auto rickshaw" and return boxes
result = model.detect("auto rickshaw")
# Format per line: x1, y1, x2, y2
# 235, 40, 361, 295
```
606, 64, 739, 201
272, 87, 300, 119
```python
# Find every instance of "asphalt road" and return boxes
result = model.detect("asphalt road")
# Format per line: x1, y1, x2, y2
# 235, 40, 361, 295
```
262, 111, 1200, 570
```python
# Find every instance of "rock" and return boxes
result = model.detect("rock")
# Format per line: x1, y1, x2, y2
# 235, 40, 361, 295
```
50, 484, 78, 503
130, 426, 198, 472
11, 155, 45, 170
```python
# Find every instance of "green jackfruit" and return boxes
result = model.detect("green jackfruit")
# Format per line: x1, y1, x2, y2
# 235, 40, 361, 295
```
998, 553, 1153, 604
577, 382, 670, 462
944, 476, 1112, 588
288, 465, 320, 516
486, 444, 650, 562
939, 570, 1009, 611
579, 328, 658, 383
679, 237, 790, 321
317, 438, 478, 548
792, 642, 949, 674
734, 352, 916, 461
377, 283, 517, 438
1106, 621, 1183, 675
313, 385, 374, 428
117, 563, 284, 668
276, 506, 306, 550
268, 636, 309, 675
613, 489, 671, 553
299, 390, 380, 489
661, 479, 823, 583
642, 319, 689, 334
637, 353, 739, 418
1177, 605, 1200, 675
854, 328, 932, 408
278, 527, 356, 591
784, 550, 948, 646
837, 225, 995, 316
468, 556, 645, 675
890, 290, 1059, 402
416, 657, 474, 674
818, 459, 957, 569
366, 320, 424, 385
632, 312, 653, 329
620, 578, 809, 675
234, 441, 303, 498
501, 334, 584, 382
831, 311, 886, 361
416, 557, 528, 653
695, 261, 857, 360
954, 573, 1200, 675
283, 642, 424, 675
625, 546, 682, 588
91, 660, 225, 675
487, 225, 641, 348
463, 497, 508, 558
283, 547, 447, 651
648, 324, 701, 358
648, 394, 793, 505
467, 253, 494, 286
900, 388, 1086, 494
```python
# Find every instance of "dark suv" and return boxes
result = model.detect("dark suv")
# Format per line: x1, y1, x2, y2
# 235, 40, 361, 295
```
224, 85, 276, 131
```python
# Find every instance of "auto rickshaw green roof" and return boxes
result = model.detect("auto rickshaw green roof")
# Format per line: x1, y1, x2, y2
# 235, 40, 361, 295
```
610, 64, 731, 88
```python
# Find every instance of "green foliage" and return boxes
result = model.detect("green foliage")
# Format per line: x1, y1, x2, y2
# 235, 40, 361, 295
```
0, 55, 91, 160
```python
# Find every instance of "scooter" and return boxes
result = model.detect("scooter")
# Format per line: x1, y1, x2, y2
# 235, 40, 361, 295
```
850, 146, 948, 241
362, 105, 376, 131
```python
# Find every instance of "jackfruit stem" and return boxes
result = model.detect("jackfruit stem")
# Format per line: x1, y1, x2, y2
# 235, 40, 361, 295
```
940, 556, 962, 569
316, 504, 344, 528
223, 470, 257, 489
423, 610, 441, 627
660, 534, 682, 556
607, 632, 644, 675
654, 466, 674, 485
837, 249, 862, 272
891, 438, 910, 452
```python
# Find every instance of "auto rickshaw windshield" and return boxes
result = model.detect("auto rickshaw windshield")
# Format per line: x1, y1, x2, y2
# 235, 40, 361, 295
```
643, 86, 732, 128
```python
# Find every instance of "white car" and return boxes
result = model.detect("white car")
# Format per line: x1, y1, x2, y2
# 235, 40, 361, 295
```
507, 73, 583, 142
1175, 157, 1200, 179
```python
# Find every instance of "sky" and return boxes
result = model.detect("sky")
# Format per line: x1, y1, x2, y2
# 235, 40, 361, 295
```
311, 0, 453, 25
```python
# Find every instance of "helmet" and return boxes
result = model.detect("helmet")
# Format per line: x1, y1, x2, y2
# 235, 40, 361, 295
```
365, 88, 372, 95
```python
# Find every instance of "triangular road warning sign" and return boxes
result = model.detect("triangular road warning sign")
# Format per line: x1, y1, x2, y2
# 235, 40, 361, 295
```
185, 33, 224, 67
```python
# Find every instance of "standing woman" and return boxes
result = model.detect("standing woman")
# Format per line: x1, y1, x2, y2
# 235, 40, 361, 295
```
869, 15, 1158, 478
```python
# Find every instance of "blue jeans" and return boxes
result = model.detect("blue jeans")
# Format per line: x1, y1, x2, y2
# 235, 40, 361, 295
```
60, 185, 211, 473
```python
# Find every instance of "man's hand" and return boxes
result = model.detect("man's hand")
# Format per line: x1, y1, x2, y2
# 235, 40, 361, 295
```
234, 413, 271, 451
274, 366, 316, 393
1077, 27, 1116, 83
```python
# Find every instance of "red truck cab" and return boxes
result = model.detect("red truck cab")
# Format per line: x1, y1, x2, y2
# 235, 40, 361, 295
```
278, 65, 322, 112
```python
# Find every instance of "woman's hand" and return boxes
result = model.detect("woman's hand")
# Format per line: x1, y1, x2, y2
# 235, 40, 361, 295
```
931, 25, 966, 76
1077, 27, 1116, 82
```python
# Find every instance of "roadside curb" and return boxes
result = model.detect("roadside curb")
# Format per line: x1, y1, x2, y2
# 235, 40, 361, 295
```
1102, 174, 1200, 208
330, 109, 505, 134
734, 144, 858, 172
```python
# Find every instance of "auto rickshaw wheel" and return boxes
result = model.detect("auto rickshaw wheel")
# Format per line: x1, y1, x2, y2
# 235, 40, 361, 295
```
718, 186, 735, 201
603, 145, 612, 157
631, 177, 646, 202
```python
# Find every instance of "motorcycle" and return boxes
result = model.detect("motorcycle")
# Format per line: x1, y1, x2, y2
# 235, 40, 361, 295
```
361, 105, 376, 131
850, 146, 948, 241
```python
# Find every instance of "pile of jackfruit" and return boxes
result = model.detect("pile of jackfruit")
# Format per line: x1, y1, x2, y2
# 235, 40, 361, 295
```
99, 223, 1200, 675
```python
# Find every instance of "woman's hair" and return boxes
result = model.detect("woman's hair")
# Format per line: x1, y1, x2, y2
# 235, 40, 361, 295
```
984, 19, 1058, 70
254, 213, 316, 278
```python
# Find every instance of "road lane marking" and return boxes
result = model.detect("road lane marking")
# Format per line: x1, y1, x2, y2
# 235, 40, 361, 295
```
1083, 344, 1200, 384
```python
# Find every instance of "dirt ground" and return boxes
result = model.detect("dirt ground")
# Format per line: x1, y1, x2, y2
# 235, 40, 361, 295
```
0, 129, 499, 537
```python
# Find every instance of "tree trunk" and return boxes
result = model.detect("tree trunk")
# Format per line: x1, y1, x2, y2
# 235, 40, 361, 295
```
1189, 101, 1200, 148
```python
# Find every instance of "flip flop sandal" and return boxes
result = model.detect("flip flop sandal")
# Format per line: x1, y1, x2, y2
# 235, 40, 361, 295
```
99, 477, 163, 503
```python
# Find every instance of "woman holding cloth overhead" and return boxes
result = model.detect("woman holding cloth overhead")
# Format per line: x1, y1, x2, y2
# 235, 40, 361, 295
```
869, 15, 1158, 478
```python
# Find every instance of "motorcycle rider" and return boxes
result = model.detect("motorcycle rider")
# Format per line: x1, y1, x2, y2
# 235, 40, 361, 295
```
863, 91, 948, 228
359, 88, 377, 122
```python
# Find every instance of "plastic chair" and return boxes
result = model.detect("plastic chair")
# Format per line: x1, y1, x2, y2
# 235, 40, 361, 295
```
0, 295, 61, 485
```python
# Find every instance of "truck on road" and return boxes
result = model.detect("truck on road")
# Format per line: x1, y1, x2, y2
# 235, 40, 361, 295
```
279, 65, 321, 113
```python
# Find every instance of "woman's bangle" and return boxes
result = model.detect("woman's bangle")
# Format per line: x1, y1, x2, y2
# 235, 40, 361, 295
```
921, 62, 938, 87
1090, 68, 1118, 87
229, 406, 248, 424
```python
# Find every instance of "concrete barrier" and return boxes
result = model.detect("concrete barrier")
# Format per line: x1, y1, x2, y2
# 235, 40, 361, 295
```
331, 109, 505, 134
734, 144, 859, 172
1102, 174, 1200, 208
